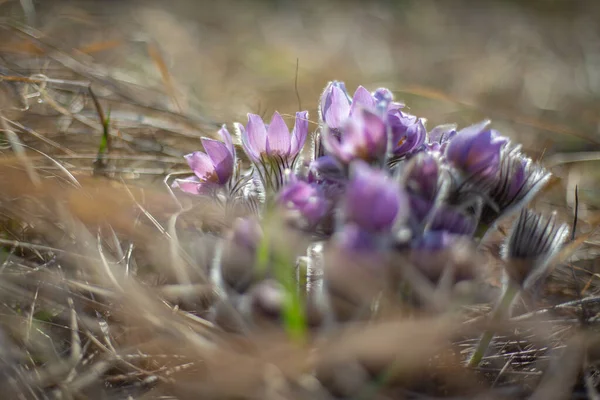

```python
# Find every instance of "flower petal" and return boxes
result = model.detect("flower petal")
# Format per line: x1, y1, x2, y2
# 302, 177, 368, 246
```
322, 125, 350, 163
445, 120, 511, 179
339, 115, 367, 158
336, 223, 378, 251
503, 209, 570, 289
413, 231, 461, 251
172, 176, 200, 194
430, 205, 476, 236
309, 155, 345, 182
323, 85, 351, 129
184, 151, 215, 180
403, 152, 440, 202
266, 111, 291, 156
231, 217, 263, 251
445, 120, 491, 165
345, 161, 406, 232
201, 138, 234, 184
371, 183, 401, 231
372, 87, 393, 105
236, 121, 257, 162
290, 111, 309, 157
479, 147, 552, 226
389, 110, 426, 157
218, 124, 236, 158
359, 108, 386, 155
246, 114, 268, 157
279, 181, 327, 225
428, 124, 457, 144
469, 130, 509, 166
350, 86, 376, 115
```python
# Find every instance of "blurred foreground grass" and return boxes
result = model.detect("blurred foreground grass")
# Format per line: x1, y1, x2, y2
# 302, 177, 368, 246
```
1, 0, 600, 398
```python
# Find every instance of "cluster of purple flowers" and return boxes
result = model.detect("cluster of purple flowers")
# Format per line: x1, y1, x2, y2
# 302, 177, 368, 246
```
173, 81, 567, 287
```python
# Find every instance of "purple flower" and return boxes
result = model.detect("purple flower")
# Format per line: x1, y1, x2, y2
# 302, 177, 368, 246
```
425, 124, 457, 153
409, 234, 477, 284
222, 217, 264, 293
429, 205, 477, 236
372, 87, 394, 109
372, 87, 403, 111
230, 217, 263, 251
445, 120, 508, 180
236, 111, 308, 163
479, 146, 552, 226
344, 161, 407, 232
335, 223, 380, 251
502, 209, 569, 289
319, 81, 351, 130
403, 152, 442, 202
235, 111, 308, 191
323, 107, 387, 164
173, 125, 235, 195
318, 82, 406, 161
278, 180, 328, 226
407, 194, 435, 225
412, 231, 462, 251
407, 198, 476, 240
349, 86, 377, 116
388, 110, 427, 158
319, 82, 393, 132
401, 154, 444, 231
308, 155, 345, 184
429, 124, 457, 144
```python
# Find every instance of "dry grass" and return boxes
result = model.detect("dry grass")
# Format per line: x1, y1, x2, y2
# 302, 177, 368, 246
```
1, 0, 600, 399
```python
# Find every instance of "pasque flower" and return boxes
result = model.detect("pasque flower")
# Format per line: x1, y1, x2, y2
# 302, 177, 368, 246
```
388, 110, 427, 158
235, 111, 308, 191
468, 208, 568, 368
230, 217, 263, 251
502, 208, 569, 289
409, 202, 476, 249
445, 120, 508, 181
479, 146, 552, 226
401, 153, 450, 232
173, 125, 235, 195
425, 124, 457, 153
322, 107, 387, 164
319, 81, 408, 162
429, 205, 477, 236
344, 161, 407, 233
319, 82, 379, 130
220, 217, 264, 294
319, 81, 352, 131
403, 152, 443, 203
410, 233, 477, 286
308, 155, 345, 184
372, 87, 403, 111
237, 111, 308, 164
166, 78, 578, 364
333, 162, 407, 251
335, 223, 380, 251
278, 180, 328, 227
319, 82, 404, 129
412, 231, 463, 251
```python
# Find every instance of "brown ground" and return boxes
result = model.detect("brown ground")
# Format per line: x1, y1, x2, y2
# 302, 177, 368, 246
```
2, 0, 600, 398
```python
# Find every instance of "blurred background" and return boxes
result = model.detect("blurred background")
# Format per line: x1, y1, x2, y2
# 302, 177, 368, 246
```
2, 0, 600, 146
1, 2, 600, 396
1, 0, 600, 204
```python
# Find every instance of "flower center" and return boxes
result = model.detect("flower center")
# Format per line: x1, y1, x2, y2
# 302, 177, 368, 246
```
199, 171, 220, 183
396, 136, 407, 148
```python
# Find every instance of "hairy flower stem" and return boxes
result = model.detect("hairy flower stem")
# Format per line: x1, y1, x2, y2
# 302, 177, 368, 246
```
467, 282, 520, 367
